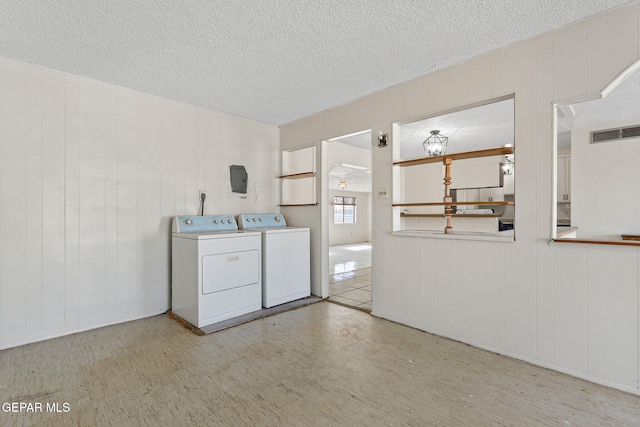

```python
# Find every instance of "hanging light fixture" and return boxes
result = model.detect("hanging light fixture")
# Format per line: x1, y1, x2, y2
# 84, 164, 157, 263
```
423, 130, 448, 158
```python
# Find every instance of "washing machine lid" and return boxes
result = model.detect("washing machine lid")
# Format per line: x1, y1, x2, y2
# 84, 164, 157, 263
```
238, 213, 286, 229
173, 215, 238, 233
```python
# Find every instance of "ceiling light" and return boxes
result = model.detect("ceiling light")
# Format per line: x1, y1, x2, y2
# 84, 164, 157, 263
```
339, 181, 347, 189
423, 130, 448, 157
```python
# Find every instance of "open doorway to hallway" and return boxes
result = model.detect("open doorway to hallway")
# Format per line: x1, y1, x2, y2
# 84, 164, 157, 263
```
326, 130, 372, 312
328, 243, 371, 311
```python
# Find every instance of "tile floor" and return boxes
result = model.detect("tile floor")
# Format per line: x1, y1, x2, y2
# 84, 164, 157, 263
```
327, 242, 372, 311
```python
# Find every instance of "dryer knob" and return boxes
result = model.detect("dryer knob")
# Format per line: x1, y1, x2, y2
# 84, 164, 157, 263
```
227, 220, 232, 224
258, 218, 262, 222
185, 219, 192, 226
275, 217, 280, 222
213, 220, 219, 224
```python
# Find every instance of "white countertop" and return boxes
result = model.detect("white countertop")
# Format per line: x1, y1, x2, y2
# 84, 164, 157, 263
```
393, 229, 514, 242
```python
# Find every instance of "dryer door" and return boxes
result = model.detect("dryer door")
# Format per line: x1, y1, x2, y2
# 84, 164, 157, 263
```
202, 249, 260, 294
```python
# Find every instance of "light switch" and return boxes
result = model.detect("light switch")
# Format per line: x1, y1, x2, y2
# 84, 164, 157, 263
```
378, 188, 389, 199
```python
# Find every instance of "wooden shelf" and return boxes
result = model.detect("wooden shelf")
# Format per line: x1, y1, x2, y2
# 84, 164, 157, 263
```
278, 172, 316, 179
393, 201, 514, 207
401, 213, 502, 218
393, 146, 514, 167
621, 234, 640, 241
554, 238, 640, 247
279, 203, 319, 207
393, 145, 514, 235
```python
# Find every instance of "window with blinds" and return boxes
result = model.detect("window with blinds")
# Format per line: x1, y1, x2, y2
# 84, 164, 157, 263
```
334, 196, 356, 224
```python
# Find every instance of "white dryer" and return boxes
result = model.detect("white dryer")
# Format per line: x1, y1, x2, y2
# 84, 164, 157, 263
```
172, 215, 262, 327
237, 214, 310, 308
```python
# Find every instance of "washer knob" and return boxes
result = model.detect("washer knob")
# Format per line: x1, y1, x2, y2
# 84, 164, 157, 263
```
227, 220, 232, 224
213, 220, 219, 224
185, 219, 192, 226
275, 216, 280, 222
258, 218, 262, 222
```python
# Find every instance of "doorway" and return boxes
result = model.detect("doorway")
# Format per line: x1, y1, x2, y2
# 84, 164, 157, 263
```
325, 131, 372, 312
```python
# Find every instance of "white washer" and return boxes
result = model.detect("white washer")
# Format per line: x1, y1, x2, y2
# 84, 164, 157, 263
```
238, 214, 310, 308
172, 215, 262, 327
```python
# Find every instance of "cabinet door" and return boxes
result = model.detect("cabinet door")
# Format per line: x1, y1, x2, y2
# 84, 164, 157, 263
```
478, 188, 491, 202
477, 187, 504, 202
491, 187, 505, 202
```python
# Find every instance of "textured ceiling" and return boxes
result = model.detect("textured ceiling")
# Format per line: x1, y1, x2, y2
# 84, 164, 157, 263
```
399, 98, 514, 160
0, 1, 634, 126
558, 69, 640, 134
328, 164, 371, 193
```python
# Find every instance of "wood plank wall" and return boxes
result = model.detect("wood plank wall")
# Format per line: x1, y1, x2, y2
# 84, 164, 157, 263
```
0, 60, 280, 350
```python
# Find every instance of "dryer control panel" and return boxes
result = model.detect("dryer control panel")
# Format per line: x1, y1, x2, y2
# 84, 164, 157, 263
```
173, 215, 238, 233
237, 214, 287, 229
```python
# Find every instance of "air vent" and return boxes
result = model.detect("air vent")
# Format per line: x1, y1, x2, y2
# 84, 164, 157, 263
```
591, 125, 640, 143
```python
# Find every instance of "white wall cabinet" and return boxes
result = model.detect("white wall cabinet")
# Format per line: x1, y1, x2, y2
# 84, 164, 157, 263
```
450, 156, 504, 190
557, 155, 571, 202
478, 187, 505, 203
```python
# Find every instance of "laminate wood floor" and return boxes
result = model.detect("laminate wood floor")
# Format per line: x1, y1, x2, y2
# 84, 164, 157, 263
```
1, 302, 639, 426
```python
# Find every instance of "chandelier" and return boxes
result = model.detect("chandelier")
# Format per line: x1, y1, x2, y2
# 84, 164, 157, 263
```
423, 130, 448, 158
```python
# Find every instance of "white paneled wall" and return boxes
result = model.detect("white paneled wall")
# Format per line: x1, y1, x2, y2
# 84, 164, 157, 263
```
0, 58, 279, 350
281, 3, 640, 395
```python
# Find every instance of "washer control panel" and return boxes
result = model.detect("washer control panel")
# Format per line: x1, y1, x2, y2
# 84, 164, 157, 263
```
237, 214, 287, 229
172, 215, 238, 233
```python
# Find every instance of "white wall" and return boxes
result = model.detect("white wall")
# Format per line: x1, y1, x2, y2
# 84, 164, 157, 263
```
0, 58, 280, 350
329, 190, 371, 245
281, 3, 640, 395
572, 126, 640, 239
